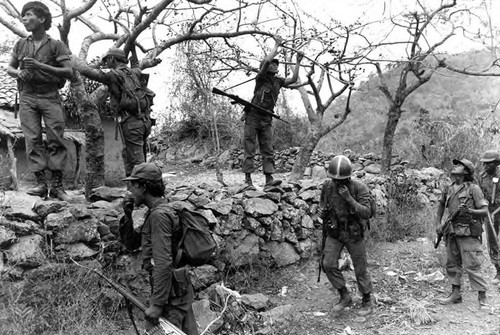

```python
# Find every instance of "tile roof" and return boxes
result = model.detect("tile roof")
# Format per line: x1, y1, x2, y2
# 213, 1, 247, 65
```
0, 62, 17, 110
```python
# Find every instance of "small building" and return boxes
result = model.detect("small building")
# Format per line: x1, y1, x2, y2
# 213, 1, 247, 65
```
0, 62, 126, 189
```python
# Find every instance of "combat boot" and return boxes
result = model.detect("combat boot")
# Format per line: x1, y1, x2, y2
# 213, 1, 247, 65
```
332, 286, 352, 313
49, 170, 71, 202
244, 173, 256, 191
357, 293, 373, 316
478, 291, 487, 307
492, 265, 500, 285
26, 170, 48, 198
439, 285, 462, 305
264, 173, 282, 188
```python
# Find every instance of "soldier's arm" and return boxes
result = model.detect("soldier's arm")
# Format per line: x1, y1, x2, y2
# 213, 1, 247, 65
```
283, 51, 304, 87
469, 185, 488, 217
258, 37, 282, 77
342, 183, 371, 219
118, 214, 142, 250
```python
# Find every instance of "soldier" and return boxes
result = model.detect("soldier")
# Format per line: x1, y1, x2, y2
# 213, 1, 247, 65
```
436, 158, 489, 307
319, 155, 373, 316
119, 163, 198, 334
7, 1, 73, 201
242, 37, 303, 190
477, 150, 500, 285
74, 47, 155, 177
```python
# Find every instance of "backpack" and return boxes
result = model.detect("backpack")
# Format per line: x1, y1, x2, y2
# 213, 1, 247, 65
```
174, 209, 217, 267
113, 67, 155, 115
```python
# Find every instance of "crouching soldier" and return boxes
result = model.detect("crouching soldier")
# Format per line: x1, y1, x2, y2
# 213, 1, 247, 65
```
119, 162, 198, 334
435, 158, 489, 307
319, 155, 373, 316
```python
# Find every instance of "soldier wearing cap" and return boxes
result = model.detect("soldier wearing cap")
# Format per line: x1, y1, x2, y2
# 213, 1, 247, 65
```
435, 158, 489, 307
119, 163, 198, 334
75, 47, 155, 176
7, 1, 73, 201
477, 150, 500, 285
242, 36, 303, 191
318, 155, 373, 316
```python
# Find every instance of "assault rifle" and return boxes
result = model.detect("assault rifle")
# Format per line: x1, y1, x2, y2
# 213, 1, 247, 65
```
434, 207, 464, 249
72, 259, 186, 335
212, 87, 289, 124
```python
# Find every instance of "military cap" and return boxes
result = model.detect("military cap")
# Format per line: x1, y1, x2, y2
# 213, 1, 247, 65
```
480, 150, 500, 163
102, 48, 127, 62
123, 163, 162, 182
452, 158, 475, 175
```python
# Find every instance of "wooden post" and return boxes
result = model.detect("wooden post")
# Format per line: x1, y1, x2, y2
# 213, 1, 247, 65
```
6, 137, 18, 190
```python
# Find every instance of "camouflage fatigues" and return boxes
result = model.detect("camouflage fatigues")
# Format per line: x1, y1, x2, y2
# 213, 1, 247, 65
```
319, 179, 373, 294
242, 73, 285, 174
439, 182, 489, 291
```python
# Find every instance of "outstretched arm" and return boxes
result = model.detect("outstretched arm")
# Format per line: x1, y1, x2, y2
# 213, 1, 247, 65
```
257, 37, 282, 77
283, 51, 304, 87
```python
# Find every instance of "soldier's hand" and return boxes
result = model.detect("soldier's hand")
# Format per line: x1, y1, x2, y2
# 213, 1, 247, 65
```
23, 57, 40, 69
337, 185, 352, 200
297, 51, 304, 61
145, 304, 163, 321
18, 69, 32, 81
122, 195, 134, 218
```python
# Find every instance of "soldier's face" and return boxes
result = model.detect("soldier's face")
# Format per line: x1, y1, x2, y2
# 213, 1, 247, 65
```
129, 181, 146, 206
22, 10, 44, 32
484, 161, 498, 175
332, 178, 350, 187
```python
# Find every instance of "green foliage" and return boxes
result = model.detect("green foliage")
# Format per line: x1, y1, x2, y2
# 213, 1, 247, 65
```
0, 266, 128, 335
371, 173, 436, 242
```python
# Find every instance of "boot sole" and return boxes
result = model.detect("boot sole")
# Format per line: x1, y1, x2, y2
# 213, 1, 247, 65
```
439, 298, 462, 305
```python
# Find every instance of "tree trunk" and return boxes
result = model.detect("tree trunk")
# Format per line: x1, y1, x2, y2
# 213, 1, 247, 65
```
70, 79, 106, 199
381, 105, 402, 174
289, 124, 322, 181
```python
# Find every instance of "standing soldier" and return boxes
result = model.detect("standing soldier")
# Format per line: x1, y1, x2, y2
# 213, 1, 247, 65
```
319, 155, 373, 316
242, 37, 303, 190
74, 47, 155, 177
7, 1, 73, 201
436, 158, 489, 307
119, 162, 198, 335
477, 150, 500, 285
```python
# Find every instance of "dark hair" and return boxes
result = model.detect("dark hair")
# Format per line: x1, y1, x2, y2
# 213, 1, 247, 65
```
131, 179, 165, 197
22, 1, 52, 30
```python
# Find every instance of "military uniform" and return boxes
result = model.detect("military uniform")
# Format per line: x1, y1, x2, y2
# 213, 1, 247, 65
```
439, 182, 488, 292
242, 73, 285, 175
478, 166, 500, 274
319, 178, 373, 297
12, 35, 70, 175
119, 198, 198, 335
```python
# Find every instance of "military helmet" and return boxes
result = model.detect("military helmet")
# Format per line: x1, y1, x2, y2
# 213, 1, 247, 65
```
102, 48, 127, 62
327, 155, 352, 179
480, 150, 500, 163
452, 158, 475, 175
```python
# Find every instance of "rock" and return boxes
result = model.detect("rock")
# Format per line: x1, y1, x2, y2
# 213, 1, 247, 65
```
243, 198, 278, 217
260, 304, 293, 322
195, 209, 217, 226
45, 210, 76, 230
0, 226, 17, 248
1, 219, 39, 236
296, 238, 315, 258
88, 200, 117, 210
298, 189, 319, 201
188, 193, 211, 207
264, 241, 300, 267
364, 163, 382, 174
89, 186, 126, 202
241, 293, 270, 310
53, 218, 100, 244
5, 234, 46, 268
191, 265, 219, 291
203, 198, 233, 215
192, 299, 222, 333
244, 190, 267, 198
33, 200, 67, 217
224, 231, 260, 267
311, 165, 327, 180
70, 205, 93, 220
217, 213, 243, 235
57, 243, 99, 260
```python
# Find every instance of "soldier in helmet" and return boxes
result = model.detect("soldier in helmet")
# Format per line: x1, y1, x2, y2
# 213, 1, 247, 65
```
477, 150, 500, 285
318, 155, 373, 316
435, 158, 489, 307
242, 36, 303, 191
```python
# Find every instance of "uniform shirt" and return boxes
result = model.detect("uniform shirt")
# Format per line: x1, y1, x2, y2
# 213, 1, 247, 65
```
320, 179, 372, 224
251, 72, 285, 113
12, 35, 71, 86
478, 166, 500, 207
439, 181, 488, 214
119, 198, 186, 307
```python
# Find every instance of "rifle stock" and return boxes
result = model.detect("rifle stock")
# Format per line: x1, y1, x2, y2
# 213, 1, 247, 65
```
71, 259, 187, 335
212, 87, 288, 124
434, 207, 463, 249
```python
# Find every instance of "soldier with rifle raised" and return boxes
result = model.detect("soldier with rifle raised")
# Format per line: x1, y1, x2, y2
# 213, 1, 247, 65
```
435, 158, 489, 307
240, 37, 303, 191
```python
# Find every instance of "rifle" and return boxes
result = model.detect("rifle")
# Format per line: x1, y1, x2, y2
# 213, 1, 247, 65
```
71, 259, 187, 335
434, 207, 463, 249
212, 87, 289, 124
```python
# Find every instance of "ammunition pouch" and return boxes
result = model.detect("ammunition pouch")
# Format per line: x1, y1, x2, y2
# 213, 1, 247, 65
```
171, 268, 190, 298
452, 210, 482, 237
324, 217, 338, 239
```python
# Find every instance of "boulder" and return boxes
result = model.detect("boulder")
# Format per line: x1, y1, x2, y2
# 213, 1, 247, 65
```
53, 218, 100, 244
203, 198, 233, 215
192, 299, 222, 333
264, 241, 300, 267
89, 186, 126, 202
5, 234, 46, 268
33, 200, 68, 218
243, 198, 278, 217
191, 265, 219, 291
224, 231, 260, 267
241, 293, 270, 310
